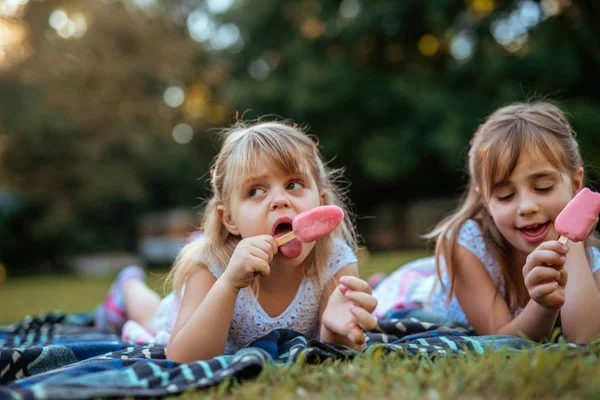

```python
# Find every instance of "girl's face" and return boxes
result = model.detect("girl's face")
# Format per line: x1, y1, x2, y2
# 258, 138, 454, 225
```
486, 150, 583, 264
219, 161, 323, 266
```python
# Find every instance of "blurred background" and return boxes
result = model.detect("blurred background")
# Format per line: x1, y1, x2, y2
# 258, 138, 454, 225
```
0, 0, 599, 293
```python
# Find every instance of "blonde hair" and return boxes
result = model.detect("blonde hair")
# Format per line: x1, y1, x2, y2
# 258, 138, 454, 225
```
427, 101, 598, 312
167, 120, 358, 295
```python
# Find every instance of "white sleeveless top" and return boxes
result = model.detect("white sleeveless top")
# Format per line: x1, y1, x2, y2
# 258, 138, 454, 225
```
128, 239, 357, 354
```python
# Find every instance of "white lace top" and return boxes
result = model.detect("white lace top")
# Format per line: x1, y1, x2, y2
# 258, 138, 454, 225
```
125, 239, 357, 354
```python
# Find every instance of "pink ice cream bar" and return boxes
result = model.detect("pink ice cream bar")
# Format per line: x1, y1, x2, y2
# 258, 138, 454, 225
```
555, 188, 600, 243
275, 205, 344, 246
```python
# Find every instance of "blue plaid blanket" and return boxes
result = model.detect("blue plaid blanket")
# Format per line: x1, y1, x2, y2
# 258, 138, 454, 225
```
0, 310, 583, 399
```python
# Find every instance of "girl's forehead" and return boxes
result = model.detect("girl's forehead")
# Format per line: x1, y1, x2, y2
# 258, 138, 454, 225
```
235, 157, 312, 181
486, 139, 564, 188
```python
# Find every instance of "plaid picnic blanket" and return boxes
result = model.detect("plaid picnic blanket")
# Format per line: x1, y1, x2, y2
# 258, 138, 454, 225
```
0, 309, 583, 399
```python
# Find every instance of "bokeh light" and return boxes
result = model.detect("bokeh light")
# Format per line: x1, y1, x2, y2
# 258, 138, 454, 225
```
0, 0, 29, 18
209, 23, 240, 50
163, 86, 185, 108
301, 17, 324, 39
418, 34, 440, 56
172, 123, 194, 144
248, 58, 270, 81
48, 9, 87, 39
339, 0, 360, 19
540, 0, 561, 16
470, 0, 495, 19
206, 0, 235, 15
182, 83, 212, 120
0, 17, 29, 69
187, 9, 215, 43
450, 32, 475, 62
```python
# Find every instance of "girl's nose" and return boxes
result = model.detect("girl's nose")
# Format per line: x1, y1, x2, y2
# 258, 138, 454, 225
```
270, 191, 291, 210
518, 193, 539, 215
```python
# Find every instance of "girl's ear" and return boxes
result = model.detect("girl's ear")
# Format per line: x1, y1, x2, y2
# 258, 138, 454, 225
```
217, 205, 240, 235
572, 167, 584, 195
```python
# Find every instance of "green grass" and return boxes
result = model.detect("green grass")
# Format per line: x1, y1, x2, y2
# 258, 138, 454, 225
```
194, 348, 600, 400
3, 250, 599, 399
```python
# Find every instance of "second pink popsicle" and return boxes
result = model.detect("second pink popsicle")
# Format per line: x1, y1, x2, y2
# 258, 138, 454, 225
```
555, 188, 600, 243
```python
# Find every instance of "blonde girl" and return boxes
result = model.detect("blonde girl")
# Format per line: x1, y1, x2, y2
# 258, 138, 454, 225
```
95, 120, 378, 362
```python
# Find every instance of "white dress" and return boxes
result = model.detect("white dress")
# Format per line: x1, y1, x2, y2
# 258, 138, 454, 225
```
121, 239, 357, 354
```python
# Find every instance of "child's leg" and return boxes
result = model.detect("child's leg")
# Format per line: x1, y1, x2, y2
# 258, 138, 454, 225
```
122, 279, 161, 331
95, 265, 159, 332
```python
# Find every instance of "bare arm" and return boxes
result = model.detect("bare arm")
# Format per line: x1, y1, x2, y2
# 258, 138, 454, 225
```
166, 235, 275, 363
559, 243, 600, 343
166, 266, 239, 362
453, 245, 559, 341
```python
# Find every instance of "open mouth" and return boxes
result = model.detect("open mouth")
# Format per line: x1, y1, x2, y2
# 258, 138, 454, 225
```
272, 218, 301, 259
273, 222, 292, 238
518, 221, 551, 244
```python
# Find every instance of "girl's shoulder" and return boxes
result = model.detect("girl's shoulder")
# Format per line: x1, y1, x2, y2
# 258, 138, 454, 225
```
205, 262, 225, 279
454, 219, 494, 267
456, 219, 483, 241
324, 238, 358, 281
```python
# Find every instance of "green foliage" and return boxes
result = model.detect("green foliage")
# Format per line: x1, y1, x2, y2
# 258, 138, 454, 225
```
1, 0, 599, 271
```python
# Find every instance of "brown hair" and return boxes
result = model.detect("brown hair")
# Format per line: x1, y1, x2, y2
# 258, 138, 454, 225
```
427, 101, 598, 311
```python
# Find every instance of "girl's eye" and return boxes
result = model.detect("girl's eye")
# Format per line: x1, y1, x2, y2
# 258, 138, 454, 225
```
497, 193, 514, 201
287, 181, 303, 190
536, 185, 554, 192
249, 187, 265, 197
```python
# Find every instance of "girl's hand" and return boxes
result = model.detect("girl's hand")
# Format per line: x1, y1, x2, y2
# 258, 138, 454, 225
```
221, 235, 277, 290
523, 240, 568, 310
321, 276, 378, 349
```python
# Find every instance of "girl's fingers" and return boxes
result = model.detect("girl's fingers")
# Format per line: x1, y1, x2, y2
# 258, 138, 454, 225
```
350, 304, 378, 331
530, 281, 559, 299
557, 268, 568, 286
249, 246, 272, 263
347, 322, 366, 345
344, 291, 378, 312
251, 257, 270, 277
536, 241, 568, 255
339, 276, 372, 294
525, 266, 561, 287
527, 250, 566, 270
250, 236, 277, 260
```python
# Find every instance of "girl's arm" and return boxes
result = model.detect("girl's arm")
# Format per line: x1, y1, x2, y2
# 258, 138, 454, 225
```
166, 266, 239, 362
453, 245, 559, 341
166, 235, 275, 362
558, 243, 600, 343
319, 263, 378, 349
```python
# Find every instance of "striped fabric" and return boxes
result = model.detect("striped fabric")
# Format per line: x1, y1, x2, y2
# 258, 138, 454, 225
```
0, 310, 586, 399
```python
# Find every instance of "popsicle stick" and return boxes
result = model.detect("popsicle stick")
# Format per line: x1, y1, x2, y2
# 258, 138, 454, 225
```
276, 231, 296, 246
558, 235, 569, 245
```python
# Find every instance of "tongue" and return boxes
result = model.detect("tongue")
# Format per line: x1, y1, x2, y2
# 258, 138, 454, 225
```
524, 224, 546, 237
279, 238, 302, 258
